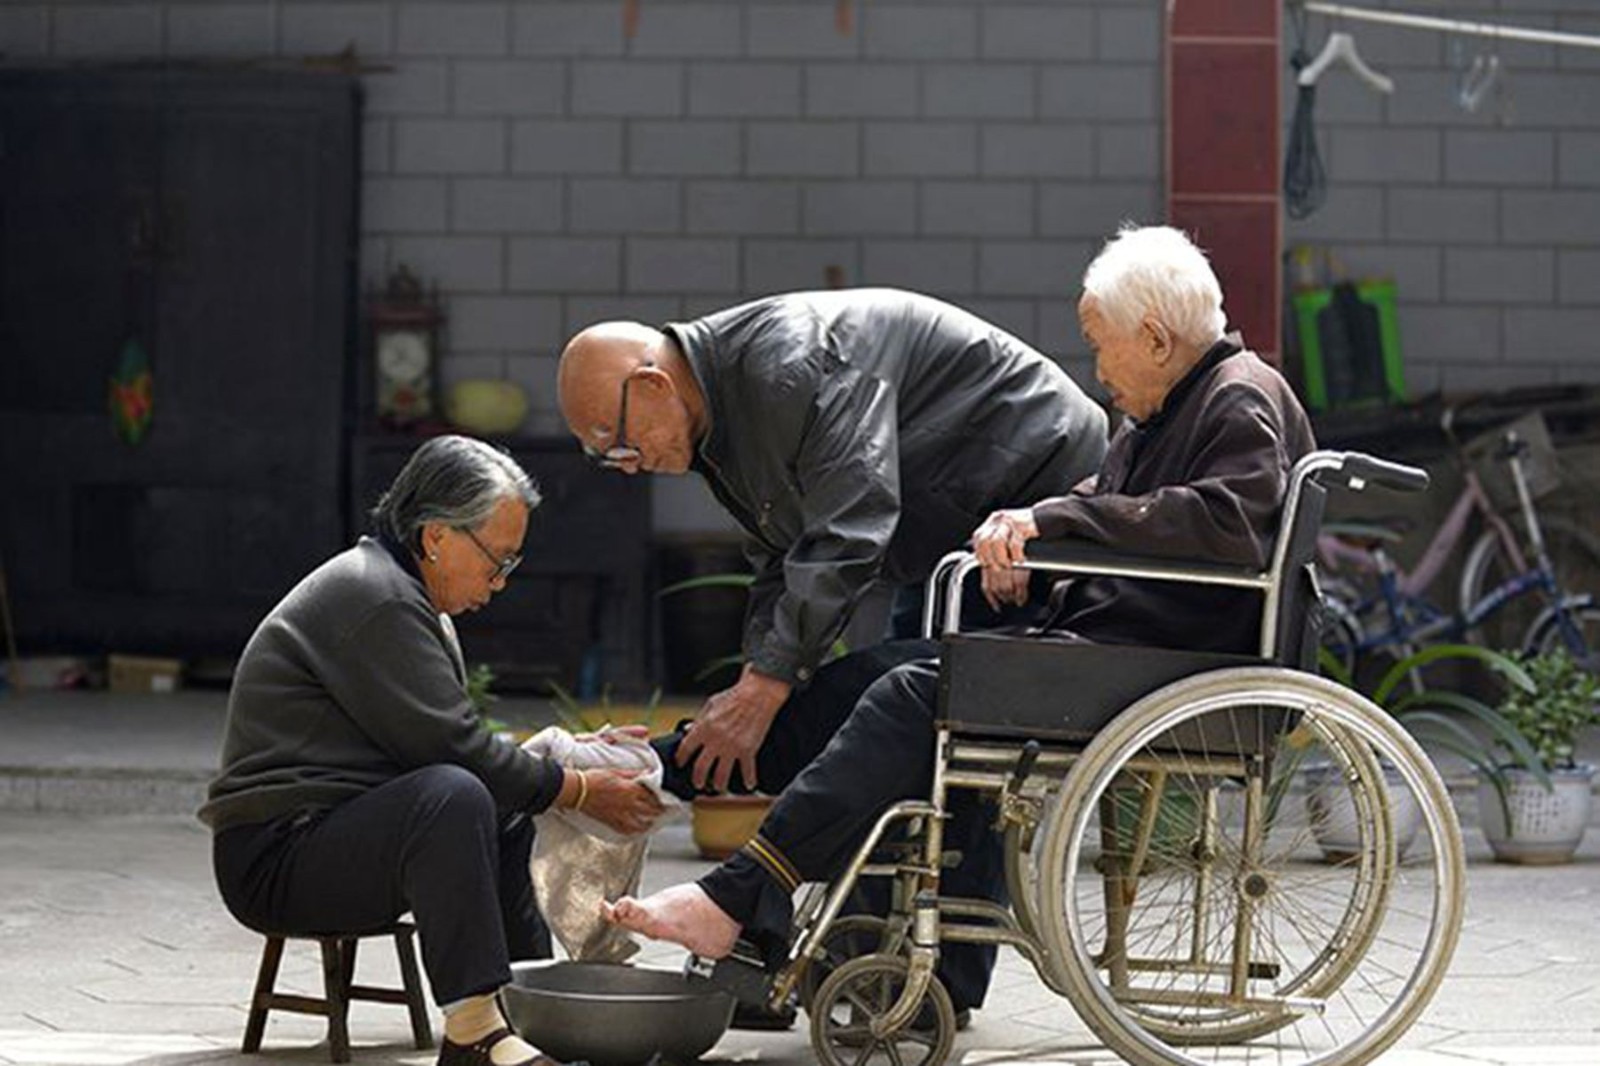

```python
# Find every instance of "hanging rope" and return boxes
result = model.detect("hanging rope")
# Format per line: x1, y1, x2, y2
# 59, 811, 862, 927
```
1284, 6, 1328, 220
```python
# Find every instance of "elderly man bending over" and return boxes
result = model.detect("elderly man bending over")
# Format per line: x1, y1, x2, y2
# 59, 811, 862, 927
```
602, 226, 1317, 991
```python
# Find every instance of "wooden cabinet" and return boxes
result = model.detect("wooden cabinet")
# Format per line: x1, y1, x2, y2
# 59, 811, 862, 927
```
0, 67, 359, 660
350, 436, 653, 694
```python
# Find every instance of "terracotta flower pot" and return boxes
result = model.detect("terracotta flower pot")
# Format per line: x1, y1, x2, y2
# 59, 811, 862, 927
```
691, 795, 772, 860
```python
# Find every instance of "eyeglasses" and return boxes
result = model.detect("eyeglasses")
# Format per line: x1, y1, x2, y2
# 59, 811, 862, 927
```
461, 526, 522, 583
582, 364, 648, 470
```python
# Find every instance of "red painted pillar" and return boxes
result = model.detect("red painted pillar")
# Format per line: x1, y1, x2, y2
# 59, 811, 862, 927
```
1167, 0, 1282, 366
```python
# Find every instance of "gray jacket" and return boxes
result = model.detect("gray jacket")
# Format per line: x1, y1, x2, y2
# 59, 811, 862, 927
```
664, 288, 1107, 685
199, 536, 563, 832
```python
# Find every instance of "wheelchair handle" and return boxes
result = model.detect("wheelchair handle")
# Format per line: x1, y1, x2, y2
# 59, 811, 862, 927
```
1336, 453, 1429, 494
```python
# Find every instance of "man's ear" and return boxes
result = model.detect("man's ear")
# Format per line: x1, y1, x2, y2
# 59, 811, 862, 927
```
632, 362, 676, 398
1142, 317, 1174, 365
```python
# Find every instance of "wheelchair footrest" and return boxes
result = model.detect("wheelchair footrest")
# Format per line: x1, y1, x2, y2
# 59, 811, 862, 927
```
686, 940, 772, 1009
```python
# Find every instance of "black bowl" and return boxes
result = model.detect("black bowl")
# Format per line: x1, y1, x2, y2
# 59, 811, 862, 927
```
502, 961, 735, 1066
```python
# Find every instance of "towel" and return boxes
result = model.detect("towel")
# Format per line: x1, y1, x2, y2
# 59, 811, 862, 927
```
523, 726, 679, 962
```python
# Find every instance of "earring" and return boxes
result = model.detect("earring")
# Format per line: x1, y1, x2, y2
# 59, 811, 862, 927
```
429, 552, 439, 562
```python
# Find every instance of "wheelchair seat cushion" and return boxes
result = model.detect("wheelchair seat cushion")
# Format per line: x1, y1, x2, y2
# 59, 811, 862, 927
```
935, 632, 1262, 741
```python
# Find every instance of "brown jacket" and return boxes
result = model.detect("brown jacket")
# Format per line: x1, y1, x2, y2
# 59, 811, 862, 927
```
1033, 339, 1316, 654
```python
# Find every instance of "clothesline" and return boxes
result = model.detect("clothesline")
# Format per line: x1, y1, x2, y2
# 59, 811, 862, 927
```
1301, 1, 1600, 52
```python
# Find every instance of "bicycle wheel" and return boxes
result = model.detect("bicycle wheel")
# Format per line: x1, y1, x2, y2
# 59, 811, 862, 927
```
1458, 515, 1600, 653
1523, 596, 1600, 673
1320, 593, 1364, 680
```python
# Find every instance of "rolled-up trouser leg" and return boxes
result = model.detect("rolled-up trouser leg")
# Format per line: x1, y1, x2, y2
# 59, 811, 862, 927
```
698, 658, 943, 964
213, 764, 536, 1006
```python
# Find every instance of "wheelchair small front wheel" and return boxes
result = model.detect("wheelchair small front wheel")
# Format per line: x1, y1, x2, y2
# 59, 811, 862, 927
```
809, 953, 956, 1066
798, 914, 899, 1010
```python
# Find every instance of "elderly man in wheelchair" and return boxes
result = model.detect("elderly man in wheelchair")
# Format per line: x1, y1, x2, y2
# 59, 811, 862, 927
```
607, 226, 1465, 1066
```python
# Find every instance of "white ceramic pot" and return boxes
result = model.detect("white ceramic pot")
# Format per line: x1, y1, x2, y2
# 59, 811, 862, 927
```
1477, 764, 1594, 865
1304, 761, 1422, 861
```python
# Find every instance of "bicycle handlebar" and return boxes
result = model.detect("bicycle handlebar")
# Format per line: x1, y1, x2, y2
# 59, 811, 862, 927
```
1336, 453, 1430, 494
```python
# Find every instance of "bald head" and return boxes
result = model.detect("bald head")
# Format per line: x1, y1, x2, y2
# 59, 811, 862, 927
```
557, 321, 663, 422
557, 320, 705, 475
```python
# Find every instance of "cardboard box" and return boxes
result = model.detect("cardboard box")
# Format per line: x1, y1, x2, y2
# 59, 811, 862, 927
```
108, 654, 183, 694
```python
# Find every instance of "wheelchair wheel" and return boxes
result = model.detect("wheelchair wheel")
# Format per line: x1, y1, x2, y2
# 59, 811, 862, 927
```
809, 953, 956, 1066
798, 915, 898, 1010
1037, 667, 1464, 1066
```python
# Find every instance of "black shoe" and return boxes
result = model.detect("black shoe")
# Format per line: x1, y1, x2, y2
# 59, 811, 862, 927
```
917, 1003, 972, 1033
729, 998, 798, 1031
437, 1027, 577, 1066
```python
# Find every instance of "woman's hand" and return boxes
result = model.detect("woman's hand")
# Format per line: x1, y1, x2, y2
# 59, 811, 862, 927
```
568, 767, 664, 836
970, 507, 1039, 610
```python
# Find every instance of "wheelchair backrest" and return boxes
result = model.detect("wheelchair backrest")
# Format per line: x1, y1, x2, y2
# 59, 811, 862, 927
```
1267, 476, 1329, 671
1265, 450, 1430, 668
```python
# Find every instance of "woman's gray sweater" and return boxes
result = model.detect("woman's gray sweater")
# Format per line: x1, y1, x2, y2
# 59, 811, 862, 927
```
199, 537, 563, 832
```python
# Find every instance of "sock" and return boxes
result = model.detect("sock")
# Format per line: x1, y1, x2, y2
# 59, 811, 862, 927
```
443, 993, 538, 1064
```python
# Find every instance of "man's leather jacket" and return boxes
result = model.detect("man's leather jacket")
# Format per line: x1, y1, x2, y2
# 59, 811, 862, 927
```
663, 288, 1107, 686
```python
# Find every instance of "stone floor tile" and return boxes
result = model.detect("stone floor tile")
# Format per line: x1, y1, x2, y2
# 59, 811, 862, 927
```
0, 1029, 218, 1065
1434, 1044, 1600, 1065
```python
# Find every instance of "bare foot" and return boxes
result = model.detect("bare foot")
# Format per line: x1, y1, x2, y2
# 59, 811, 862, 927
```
600, 883, 741, 959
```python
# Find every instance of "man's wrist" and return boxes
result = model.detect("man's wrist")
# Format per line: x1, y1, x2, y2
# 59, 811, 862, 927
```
739, 666, 792, 716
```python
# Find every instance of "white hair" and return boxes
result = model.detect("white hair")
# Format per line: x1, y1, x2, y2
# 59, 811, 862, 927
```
1081, 224, 1227, 348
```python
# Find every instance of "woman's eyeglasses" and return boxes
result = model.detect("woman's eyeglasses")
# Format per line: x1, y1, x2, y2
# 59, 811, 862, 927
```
460, 526, 522, 582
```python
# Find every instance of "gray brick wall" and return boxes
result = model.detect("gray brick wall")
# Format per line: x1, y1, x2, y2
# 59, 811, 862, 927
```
6, 0, 1166, 455
1283, 9, 1600, 394
14, 0, 1600, 533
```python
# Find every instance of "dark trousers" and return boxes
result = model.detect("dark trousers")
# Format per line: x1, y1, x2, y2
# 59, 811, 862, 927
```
212, 764, 551, 1007
657, 647, 1005, 1013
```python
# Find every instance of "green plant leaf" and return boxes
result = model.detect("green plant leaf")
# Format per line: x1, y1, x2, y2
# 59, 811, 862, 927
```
1392, 689, 1547, 779
658, 573, 756, 596
1372, 643, 1532, 708
693, 653, 746, 683
1317, 646, 1354, 687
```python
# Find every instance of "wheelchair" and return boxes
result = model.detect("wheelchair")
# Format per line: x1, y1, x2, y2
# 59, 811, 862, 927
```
746, 450, 1465, 1066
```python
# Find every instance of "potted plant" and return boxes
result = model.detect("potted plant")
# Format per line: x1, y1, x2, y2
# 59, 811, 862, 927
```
1477, 648, 1600, 865
467, 663, 511, 734
546, 681, 684, 738
1304, 643, 1542, 861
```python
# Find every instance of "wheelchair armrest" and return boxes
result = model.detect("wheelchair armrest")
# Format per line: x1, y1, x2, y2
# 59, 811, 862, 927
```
924, 543, 1270, 638
1020, 540, 1267, 588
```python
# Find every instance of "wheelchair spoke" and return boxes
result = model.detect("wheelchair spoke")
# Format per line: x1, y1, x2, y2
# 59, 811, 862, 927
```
1038, 669, 1463, 1066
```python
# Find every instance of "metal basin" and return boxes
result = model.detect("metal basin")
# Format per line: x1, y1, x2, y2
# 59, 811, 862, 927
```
502, 961, 735, 1066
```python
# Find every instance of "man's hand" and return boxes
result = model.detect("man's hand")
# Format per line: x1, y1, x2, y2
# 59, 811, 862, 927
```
971, 507, 1040, 610
568, 767, 664, 835
676, 665, 791, 793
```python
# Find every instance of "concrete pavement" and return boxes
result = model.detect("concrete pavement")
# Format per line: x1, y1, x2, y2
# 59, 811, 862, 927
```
3, 689, 1600, 1064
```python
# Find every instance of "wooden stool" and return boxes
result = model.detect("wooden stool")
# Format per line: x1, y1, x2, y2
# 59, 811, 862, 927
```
243, 921, 433, 1063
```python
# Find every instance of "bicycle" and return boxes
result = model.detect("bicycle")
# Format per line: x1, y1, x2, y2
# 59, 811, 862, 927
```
1317, 403, 1600, 680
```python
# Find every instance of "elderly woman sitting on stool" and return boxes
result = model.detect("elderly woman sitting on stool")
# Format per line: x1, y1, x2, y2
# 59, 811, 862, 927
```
202, 435, 662, 1066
